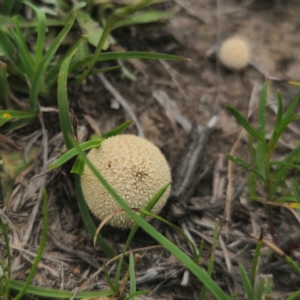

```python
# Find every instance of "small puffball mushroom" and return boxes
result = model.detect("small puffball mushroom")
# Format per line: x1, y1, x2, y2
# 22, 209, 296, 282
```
218, 36, 250, 70
81, 134, 171, 229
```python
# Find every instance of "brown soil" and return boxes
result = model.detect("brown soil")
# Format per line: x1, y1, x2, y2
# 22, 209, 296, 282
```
2, 0, 300, 299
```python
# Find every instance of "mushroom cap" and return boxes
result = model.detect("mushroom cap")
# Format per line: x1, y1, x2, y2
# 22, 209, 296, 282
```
81, 134, 171, 229
218, 37, 250, 70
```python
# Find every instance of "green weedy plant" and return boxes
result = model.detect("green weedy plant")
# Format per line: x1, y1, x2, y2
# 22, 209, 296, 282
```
226, 80, 300, 212
226, 80, 300, 298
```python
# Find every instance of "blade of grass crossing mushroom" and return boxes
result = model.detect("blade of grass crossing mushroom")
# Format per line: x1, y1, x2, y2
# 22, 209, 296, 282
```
13, 189, 48, 300
23, 1, 46, 69
198, 219, 219, 300
74, 175, 117, 259
57, 48, 77, 150
114, 182, 170, 283
71, 135, 230, 300
29, 11, 76, 114
50, 120, 132, 170
6, 278, 113, 298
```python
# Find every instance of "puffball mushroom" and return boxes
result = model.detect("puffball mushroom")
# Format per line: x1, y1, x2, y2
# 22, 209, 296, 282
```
218, 36, 250, 70
81, 134, 171, 229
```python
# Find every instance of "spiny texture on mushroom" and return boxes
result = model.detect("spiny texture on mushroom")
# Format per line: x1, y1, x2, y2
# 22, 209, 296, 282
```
218, 36, 250, 70
81, 134, 171, 229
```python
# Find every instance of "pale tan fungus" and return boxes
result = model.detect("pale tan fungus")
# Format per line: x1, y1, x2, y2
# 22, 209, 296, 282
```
81, 134, 171, 229
218, 36, 250, 70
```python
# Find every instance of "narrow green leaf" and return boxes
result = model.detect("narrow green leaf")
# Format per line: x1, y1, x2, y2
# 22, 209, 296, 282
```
225, 105, 264, 141
268, 90, 283, 152
239, 263, 254, 300
125, 290, 151, 300
226, 155, 264, 181
0, 110, 34, 119
72, 137, 229, 300
11, 17, 35, 79
250, 240, 262, 287
0, 215, 11, 279
57, 48, 77, 150
23, 1, 46, 68
114, 11, 173, 29
103, 264, 118, 294
0, 30, 23, 76
253, 140, 267, 182
29, 11, 76, 114
129, 252, 136, 300
6, 278, 113, 298
49, 139, 102, 169
70, 156, 85, 175
70, 51, 188, 72
114, 0, 152, 18
0, 118, 33, 133
74, 175, 117, 259
286, 290, 300, 300
2, 0, 21, 16
282, 89, 300, 121
14, 189, 48, 300
102, 120, 132, 138
257, 81, 268, 137
0, 62, 9, 108
292, 179, 300, 202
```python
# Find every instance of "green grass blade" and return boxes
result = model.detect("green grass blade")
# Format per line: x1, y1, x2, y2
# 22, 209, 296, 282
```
57, 48, 77, 150
2, 0, 20, 16
71, 51, 188, 72
72, 136, 229, 300
114, 0, 152, 18
50, 120, 132, 169
250, 238, 262, 287
0, 118, 33, 133
103, 264, 118, 294
129, 252, 136, 300
239, 263, 254, 300
113, 10, 172, 29
253, 140, 267, 182
0, 30, 23, 76
257, 81, 268, 137
226, 154, 264, 181
74, 175, 117, 259
285, 256, 300, 276
0, 215, 11, 280
225, 105, 264, 141
70, 156, 85, 175
287, 290, 300, 300
0, 110, 34, 120
102, 120, 132, 138
198, 219, 219, 300
23, 1, 46, 68
11, 17, 35, 79
268, 90, 283, 152
113, 183, 170, 285
0, 62, 9, 108
125, 290, 151, 300
13, 189, 48, 300
282, 89, 300, 121
6, 278, 113, 298
29, 11, 76, 114
49, 139, 102, 169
